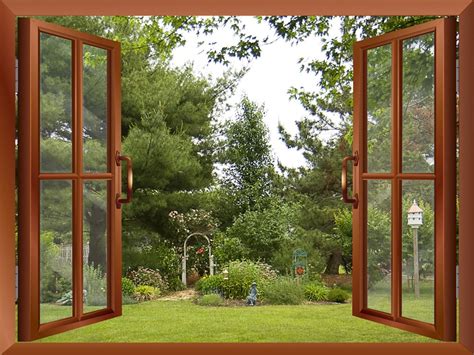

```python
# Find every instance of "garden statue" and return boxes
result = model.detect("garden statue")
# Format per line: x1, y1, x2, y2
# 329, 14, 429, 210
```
246, 282, 257, 306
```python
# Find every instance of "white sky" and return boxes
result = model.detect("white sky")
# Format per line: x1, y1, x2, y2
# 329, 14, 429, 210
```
171, 17, 339, 169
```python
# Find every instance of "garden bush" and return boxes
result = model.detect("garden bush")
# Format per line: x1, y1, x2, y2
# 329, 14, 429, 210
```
222, 260, 277, 300
122, 295, 139, 305
133, 285, 160, 302
213, 233, 249, 266
122, 236, 182, 291
196, 293, 224, 307
122, 277, 135, 297
327, 287, 350, 303
304, 282, 329, 302
83, 263, 107, 306
195, 274, 224, 295
127, 266, 168, 292
261, 277, 305, 305
196, 260, 277, 300
40, 232, 72, 303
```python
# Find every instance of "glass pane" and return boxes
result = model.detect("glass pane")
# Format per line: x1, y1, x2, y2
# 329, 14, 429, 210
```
83, 180, 108, 313
367, 44, 392, 173
83, 45, 108, 173
367, 180, 392, 314
40, 33, 73, 173
40, 180, 73, 324
402, 33, 435, 173
402, 180, 435, 323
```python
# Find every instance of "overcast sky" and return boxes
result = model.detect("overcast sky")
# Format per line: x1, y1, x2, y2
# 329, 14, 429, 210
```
171, 17, 339, 169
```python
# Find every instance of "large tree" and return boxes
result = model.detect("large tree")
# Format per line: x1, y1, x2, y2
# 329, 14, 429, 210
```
199, 16, 440, 274
37, 16, 238, 270
218, 97, 276, 222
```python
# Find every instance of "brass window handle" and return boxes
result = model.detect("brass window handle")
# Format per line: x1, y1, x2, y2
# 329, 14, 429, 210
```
115, 151, 133, 208
341, 151, 358, 209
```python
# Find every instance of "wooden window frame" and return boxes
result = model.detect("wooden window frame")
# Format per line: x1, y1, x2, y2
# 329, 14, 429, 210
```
352, 18, 456, 341
17, 19, 123, 341
0, 1, 473, 355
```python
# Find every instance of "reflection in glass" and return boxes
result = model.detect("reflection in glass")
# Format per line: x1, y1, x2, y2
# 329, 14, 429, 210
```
367, 180, 392, 314
83, 45, 108, 173
40, 180, 73, 324
367, 44, 392, 173
402, 33, 435, 173
40, 33, 73, 173
402, 180, 435, 324
83, 181, 108, 313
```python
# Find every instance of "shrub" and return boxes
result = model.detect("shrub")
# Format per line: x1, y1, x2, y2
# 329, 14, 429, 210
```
122, 277, 135, 297
221, 260, 277, 300
195, 274, 224, 295
133, 285, 160, 302
213, 233, 249, 266
223, 202, 297, 262
127, 267, 168, 292
83, 264, 107, 306
122, 295, 139, 305
197, 261, 277, 300
40, 232, 72, 303
271, 229, 327, 278
261, 277, 305, 305
327, 287, 350, 303
304, 282, 329, 302
122, 235, 182, 291
196, 293, 224, 307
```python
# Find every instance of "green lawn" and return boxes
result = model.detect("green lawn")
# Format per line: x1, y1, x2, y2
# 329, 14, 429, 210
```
36, 299, 440, 343
368, 278, 435, 324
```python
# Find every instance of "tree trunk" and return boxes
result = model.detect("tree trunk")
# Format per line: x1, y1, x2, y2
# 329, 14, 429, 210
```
325, 249, 342, 275
87, 203, 107, 271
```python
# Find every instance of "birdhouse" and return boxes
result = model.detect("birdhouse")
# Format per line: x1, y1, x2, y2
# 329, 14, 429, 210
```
407, 200, 424, 228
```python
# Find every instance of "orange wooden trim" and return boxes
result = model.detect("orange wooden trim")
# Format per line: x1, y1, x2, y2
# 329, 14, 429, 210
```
352, 34, 364, 317
17, 17, 122, 342
459, 4, 474, 352
352, 18, 457, 341
0, 1, 471, 355
0, 1, 17, 353
30, 18, 118, 50
4, 0, 471, 16
434, 16, 457, 343
2, 343, 472, 355
110, 39, 123, 315
362, 173, 436, 180
38, 173, 113, 180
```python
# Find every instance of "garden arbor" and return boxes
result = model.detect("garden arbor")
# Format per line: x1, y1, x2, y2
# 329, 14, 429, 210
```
181, 233, 214, 286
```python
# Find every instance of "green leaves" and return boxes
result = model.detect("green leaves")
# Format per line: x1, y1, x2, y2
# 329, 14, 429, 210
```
220, 97, 276, 215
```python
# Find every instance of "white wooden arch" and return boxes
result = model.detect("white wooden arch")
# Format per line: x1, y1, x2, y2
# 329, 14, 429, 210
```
181, 232, 214, 285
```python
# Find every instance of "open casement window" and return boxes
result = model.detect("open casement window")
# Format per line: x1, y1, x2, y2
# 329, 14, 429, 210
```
18, 18, 131, 341
345, 18, 457, 341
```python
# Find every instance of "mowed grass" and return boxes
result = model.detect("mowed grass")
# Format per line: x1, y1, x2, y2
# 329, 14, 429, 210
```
368, 278, 435, 323
36, 299, 440, 343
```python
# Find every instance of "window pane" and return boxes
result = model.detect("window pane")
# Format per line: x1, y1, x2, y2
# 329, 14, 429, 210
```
367, 44, 392, 173
402, 33, 435, 173
40, 180, 73, 324
402, 180, 435, 323
367, 180, 392, 314
83, 180, 108, 313
83, 45, 108, 173
40, 33, 73, 173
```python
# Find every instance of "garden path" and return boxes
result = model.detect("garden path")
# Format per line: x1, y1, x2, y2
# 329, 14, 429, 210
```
159, 289, 197, 301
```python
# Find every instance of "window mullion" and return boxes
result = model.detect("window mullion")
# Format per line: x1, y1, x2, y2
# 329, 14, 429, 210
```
72, 39, 84, 320
391, 38, 402, 320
